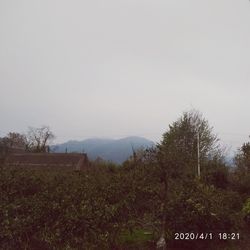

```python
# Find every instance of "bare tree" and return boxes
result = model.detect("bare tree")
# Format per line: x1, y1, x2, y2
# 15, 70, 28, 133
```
27, 126, 55, 153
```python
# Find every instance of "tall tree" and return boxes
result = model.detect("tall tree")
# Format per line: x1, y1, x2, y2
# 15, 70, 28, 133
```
158, 109, 220, 178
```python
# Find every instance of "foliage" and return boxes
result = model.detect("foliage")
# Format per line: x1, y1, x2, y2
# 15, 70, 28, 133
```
166, 180, 241, 233
242, 198, 250, 226
121, 156, 243, 249
232, 138, 250, 196
202, 158, 229, 189
235, 141, 250, 172
242, 198, 250, 215
0, 157, 247, 250
158, 110, 220, 179
0, 166, 128, 249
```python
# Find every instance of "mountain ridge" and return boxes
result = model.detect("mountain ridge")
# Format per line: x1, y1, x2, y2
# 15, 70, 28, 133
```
51, 136, 155, 164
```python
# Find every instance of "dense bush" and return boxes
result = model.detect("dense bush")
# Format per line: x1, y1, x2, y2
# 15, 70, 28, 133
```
0, 166, 133, 249
165, 180, 242, 242
0, 161, 247, 250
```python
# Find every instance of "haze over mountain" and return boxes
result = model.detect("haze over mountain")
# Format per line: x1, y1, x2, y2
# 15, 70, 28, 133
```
51, 136, 154, 164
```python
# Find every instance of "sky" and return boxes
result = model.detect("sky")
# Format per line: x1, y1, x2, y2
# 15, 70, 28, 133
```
0, 0, 250, 155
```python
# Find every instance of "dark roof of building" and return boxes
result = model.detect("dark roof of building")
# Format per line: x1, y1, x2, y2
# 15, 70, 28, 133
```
5, 153, 88, 170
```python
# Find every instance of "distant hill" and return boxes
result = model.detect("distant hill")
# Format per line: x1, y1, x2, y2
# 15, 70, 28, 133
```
51, 136, 155, 164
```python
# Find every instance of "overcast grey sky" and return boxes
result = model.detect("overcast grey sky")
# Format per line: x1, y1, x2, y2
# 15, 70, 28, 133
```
0, 0, 250, 153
